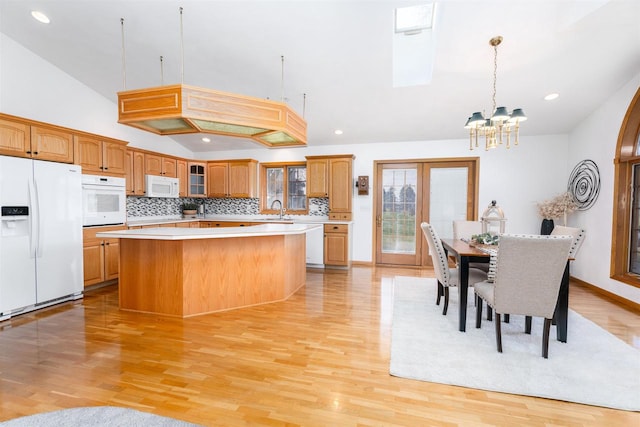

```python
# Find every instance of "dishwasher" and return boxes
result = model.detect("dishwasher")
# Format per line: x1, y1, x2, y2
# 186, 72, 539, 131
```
305, 224, 324, 268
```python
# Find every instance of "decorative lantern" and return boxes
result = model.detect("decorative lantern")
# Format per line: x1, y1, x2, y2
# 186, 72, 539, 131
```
481, 200, 506, 234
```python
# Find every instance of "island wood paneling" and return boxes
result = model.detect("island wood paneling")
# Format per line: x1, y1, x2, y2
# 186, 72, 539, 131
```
118, 234, 306, 317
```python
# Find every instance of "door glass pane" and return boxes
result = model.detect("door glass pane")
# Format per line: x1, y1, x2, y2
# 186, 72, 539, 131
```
429, 167, 468, 239
381, 168, 417, 254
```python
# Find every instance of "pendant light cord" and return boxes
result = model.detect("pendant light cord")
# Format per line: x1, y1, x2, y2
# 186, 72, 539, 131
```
160, 55, 164, 85
281, 55, 285, 102
180, 7, 184, 84
120, 18, 126, 90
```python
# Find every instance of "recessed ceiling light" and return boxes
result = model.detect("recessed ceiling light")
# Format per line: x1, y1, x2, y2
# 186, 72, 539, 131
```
201, 137, 211, 143
544, 93, 559, 101
334, 130, 343, 135
31, 10, 50, 24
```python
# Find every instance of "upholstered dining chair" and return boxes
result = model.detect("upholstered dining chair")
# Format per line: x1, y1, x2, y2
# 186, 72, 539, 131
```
452, 220, 483, 241
452, 220, 490, 272
474, 234, 573, 358
421, 222, 488, 315
550, 225, 586, 258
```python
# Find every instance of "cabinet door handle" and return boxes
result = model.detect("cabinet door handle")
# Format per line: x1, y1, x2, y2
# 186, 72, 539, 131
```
26, 150, 32, 154
376, 215, 382, 227
333, 226, 339, 230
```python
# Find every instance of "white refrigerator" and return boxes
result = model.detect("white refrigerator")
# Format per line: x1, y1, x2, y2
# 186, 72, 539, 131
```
0, 155, 83, 319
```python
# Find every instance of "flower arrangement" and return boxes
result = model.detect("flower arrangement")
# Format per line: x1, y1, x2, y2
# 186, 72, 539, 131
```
471, 232, 500, 246
537, 192, 578, 223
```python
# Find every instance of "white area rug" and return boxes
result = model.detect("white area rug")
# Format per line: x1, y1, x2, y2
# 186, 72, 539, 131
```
0, 406, 201, 426
390, 276, 640, 411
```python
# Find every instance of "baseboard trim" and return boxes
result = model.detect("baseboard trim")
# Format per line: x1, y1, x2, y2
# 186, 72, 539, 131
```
571, 276, 640, 313
351, 260, 373, 267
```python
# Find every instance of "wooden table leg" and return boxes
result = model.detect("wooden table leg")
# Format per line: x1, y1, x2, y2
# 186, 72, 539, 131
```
458, 256, 469, 332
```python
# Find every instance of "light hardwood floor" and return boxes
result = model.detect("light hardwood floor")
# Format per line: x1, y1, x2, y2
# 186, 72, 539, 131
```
0, 266, 638, 426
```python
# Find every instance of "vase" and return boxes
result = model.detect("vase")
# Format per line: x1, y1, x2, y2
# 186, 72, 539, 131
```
541, 219, 554, 235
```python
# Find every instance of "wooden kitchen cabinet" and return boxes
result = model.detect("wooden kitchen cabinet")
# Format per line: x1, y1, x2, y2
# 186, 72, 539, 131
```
0, 118, 31, 158
328, 155, 354, 220
177, 159, 188, 197
83, 225, 125, 287
306, 157, 329, 197
207, 159, 257, 198
145, 153, 177, 177
75, 135, 127, 176
30, 125, 75, 163
307, 155, 354, 220
125, 149, 145, 195
0, 117, 73, 163
324, 223, 350, 267
200, 221, 255, 228
188, 162, 207, 197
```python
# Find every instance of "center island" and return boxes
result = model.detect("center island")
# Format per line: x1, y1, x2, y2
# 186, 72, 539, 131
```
97, 223, 321, 317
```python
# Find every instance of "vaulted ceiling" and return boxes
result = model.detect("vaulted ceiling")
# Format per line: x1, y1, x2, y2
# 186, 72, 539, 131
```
1, 0, 639, 152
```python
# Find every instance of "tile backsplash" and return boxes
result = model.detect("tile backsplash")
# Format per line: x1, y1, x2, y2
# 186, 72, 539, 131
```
126, 197, 329, 218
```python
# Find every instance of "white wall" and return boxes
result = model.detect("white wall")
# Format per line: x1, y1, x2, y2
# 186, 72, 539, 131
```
568, 73, 640, 304
4, 32, 638, 304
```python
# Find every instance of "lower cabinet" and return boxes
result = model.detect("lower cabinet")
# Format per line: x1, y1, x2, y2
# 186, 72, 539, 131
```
83, 225, 125, 287
324, 223, 350, 267
200, 221, 256, 228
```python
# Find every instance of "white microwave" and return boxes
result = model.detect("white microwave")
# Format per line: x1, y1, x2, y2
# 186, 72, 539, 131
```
145, 174, 179, 198
81, 174, 127, 226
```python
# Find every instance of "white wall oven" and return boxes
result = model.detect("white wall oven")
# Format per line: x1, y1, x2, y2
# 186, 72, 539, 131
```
81, 174, 126, 226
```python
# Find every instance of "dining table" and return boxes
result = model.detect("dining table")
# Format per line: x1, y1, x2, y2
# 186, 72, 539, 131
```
440, 238, 571, 342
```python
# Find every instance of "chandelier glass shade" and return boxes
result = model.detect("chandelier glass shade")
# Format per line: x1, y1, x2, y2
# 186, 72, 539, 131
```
465, 36, 527, 151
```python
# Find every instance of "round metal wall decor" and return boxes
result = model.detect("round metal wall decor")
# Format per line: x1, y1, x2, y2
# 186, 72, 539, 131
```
567, 159, 600, 210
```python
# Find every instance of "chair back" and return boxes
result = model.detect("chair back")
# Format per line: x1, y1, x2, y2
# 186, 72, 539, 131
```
452, 220, 483, 240
492, 234, 572, 318
421, 223, 451, 285
551, 225, 586, 258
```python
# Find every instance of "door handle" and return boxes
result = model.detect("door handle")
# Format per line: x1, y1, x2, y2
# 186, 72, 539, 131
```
376, 215, 382, 227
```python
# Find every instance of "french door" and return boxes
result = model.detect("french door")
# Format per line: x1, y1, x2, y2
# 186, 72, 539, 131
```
374, 158, 478, 266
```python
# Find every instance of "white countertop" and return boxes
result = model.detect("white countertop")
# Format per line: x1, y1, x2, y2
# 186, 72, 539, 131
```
97, 223, 322, 240
125, 215, 351, 227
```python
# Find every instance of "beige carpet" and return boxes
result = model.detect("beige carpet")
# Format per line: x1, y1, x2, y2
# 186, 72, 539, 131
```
389, 276, 640, 411
0, 406, 201, 426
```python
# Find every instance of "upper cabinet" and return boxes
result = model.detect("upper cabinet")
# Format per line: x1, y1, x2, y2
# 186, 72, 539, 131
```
0, 117, 74, 163
125, 148, 145, 196
177, 159, 188, 197
328, 155, 354, 220
188, 162, 207, 198
307, 155, 354, 220
0, 118, 31, 158
306, 157, 329, 197
74, 135, 127, 176
30, 126, 75, 163
207, 160, 257, 198
145, 153, 177, 178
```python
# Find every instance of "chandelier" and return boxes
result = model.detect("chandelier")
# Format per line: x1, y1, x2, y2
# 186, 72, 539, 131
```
465, 36, 527, 151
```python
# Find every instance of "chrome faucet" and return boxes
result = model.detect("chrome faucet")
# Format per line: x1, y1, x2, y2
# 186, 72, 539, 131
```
270, 199, 284, 219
